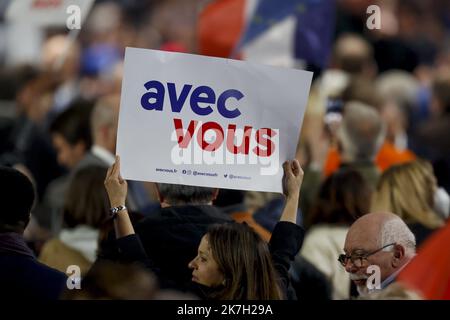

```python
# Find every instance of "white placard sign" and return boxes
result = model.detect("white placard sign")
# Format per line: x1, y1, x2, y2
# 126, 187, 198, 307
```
6, 0, 94, 27
117, 47, 312, 193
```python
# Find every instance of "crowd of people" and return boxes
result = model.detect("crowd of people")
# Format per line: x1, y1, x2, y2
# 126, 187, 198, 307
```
1, 0, 449, 300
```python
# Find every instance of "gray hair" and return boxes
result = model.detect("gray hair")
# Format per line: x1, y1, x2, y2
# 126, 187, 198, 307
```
380, 217, 416, 258
376, 70, 419, 109
90, 95, 120, 141
157, 183, 217, 205
338, 101, 385, 161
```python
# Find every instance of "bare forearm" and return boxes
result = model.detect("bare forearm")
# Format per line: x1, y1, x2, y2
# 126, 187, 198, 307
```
105, 156, 135, 239
279, 193, 300, 224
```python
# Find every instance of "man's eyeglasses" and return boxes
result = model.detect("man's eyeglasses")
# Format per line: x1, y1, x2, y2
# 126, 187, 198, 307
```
338, 243, 396, 267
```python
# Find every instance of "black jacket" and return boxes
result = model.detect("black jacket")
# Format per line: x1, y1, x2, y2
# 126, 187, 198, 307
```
269, 222, 304, 299
135, 205, 232, 289
117, 221, 304, 299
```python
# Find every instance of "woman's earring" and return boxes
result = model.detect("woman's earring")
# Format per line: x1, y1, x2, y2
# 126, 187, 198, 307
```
222, 278, 226, 286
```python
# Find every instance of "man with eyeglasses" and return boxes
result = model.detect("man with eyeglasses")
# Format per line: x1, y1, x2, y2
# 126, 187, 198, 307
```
340, 212, 416, 297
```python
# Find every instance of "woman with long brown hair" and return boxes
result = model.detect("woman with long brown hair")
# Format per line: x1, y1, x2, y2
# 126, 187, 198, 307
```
188, 222, 282, 300
104, 156, 304, 300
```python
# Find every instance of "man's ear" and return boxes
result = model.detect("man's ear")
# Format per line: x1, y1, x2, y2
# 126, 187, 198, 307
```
391, 244, 405, 268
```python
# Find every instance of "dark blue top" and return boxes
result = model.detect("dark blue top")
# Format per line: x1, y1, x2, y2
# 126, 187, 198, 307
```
0, 253, 67, 300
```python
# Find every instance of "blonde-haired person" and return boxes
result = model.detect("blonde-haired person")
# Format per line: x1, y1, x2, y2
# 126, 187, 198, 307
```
371, 159, 445, 246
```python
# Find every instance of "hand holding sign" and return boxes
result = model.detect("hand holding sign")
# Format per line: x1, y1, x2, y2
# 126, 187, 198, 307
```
105, 156, 128, 208
282, 160, 304, 200
280, 159, 304, 224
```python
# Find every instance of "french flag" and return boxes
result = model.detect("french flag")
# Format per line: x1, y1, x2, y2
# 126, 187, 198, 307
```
198, 0, 336, 69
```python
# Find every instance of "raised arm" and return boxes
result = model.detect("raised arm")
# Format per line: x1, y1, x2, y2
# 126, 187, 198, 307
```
103, 157, 163, 275
280, 159, 304, 224
104, 155, 135, 238
269, 160, 305, 298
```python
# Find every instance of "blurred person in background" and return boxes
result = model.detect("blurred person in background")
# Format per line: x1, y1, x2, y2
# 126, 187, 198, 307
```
304, 101, 384, 210
299, 32, 378, 190
40, 34, 81, 121
78, 2, 134, 99
213, 189, 272, 243
323, 77, 417, 177
79, 94, 119, 169
39, 165, 109, 275
0, 166, 66, 300
78, 94, 154, 213
0, 66, 64, 200
38, 99, 94, 235
300, 168, 372, 299
375, 71, 419, 154
332, 101, 385, 187
299, 32, 376, 162
413, 73, 450, 193
371, 159, 445, 246
82, 1, 137, 55
22, 99, 94, 249
62, 260, 194, 300
330, 33, 378, 80
49, 99, 93, 171
62, 261, 158, 300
